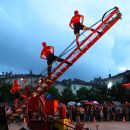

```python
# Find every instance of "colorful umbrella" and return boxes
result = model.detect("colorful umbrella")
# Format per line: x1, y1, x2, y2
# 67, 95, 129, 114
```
90, 101, 99, 105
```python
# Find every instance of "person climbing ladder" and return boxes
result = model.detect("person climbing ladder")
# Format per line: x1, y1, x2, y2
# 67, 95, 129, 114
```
69, 10, 102, 51
40, 42, 72, 76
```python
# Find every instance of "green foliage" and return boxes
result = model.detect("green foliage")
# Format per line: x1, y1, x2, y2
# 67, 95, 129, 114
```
76, 87, 90, 101
92, 83, 130, 103
1, 82, 130, 106
82, 84, 109, 103
46, 86, 61, 100
0, 83, 14, 105
0, 83, 34, 105
61, 86, 76, 103
109, 83, 130, 103
94, 84, 108, 102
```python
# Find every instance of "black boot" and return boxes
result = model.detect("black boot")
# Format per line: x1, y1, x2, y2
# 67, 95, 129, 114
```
66, 61, 72, 66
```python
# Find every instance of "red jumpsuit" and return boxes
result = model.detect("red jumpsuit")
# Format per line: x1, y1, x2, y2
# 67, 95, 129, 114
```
40, 43, 72, 76
10, 80, 21, 94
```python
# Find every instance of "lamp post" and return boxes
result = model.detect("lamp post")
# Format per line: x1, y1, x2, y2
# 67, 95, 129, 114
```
107, 81, 113, 101
107, 81, 113, 89
0, 92, 2, 106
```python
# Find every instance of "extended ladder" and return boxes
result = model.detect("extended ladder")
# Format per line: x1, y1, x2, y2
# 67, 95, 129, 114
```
8, 7, 121, 124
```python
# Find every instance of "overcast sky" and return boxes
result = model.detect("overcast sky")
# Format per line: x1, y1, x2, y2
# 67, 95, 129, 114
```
0, 0, 130, 81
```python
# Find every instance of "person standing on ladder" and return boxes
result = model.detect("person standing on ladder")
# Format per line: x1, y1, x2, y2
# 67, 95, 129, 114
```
40, 42, 72, 77
69, 10, 102, 51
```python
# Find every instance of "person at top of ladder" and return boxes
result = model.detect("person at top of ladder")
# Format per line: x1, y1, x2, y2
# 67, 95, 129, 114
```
69, 10, 102, 51
40, 42, 72, 76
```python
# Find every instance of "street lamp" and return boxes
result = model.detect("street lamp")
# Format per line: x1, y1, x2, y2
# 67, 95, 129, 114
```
107, 81, 113, 89
0, 92, 1, 106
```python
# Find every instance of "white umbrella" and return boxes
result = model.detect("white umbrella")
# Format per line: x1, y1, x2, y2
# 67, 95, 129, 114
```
67, 101, 76, 106
112, 101, 121, 106
77, 102, 82, 106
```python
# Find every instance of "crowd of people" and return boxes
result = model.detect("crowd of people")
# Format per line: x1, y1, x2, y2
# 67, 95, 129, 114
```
1, 101, 130, 124
66, 102, 130, 122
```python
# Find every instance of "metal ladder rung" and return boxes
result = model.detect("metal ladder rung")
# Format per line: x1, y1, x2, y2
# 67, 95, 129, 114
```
43, 86, 49, 91
16, 108, 23, 112
77, 50, 84, 54
34, 89, 41, 94
71, 55, 78, 59
63, 66, 68, 69
38, 85, 45, 90
36, 84, 48, 92
35, 84, 47, 92
12, 113, 19, 117
74, 56, 78, 59
71, 53, 79, 59
96, 35, 100, 38
51, 74, 57, 78
41, 83, 48, 87
21, 104, 26, 108
56, 69, 62, 73
46, 79, 53, 82
10, 117, 15, 120
32, 92, 39, 96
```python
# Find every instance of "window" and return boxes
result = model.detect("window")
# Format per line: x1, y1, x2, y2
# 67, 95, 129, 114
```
73, 85, 76, 90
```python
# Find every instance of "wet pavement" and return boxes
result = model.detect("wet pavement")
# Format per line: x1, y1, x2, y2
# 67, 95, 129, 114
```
8, 122, 26, 130
84, 122, 130, 130
8, 121, 130, 130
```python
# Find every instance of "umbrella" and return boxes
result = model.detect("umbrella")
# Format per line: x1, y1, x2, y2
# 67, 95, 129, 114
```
80, 100, 89, 103
67, 101, 76, 106
90, 101, 99, 105
112, 101, 121, 106
77, 102, 82, 106
82, 101, 92, 105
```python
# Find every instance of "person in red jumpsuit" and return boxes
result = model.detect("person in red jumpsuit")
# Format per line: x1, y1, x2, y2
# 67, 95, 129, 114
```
59, 104, 67, 119
69, 10, 102, 51
40, 42, 72, 76
10, 79, 21, 94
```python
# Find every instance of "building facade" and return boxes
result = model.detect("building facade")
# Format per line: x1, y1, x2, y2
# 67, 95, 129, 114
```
1, 70, 130, 95
92, 70, 130, 88
0, 73, 93, 95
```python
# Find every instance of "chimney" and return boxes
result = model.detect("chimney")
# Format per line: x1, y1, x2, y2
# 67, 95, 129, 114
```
109, 74, 111, 78
2, 72, 4, 75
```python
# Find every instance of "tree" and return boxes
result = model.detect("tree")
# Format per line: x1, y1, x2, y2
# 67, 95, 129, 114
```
46, 86, 61, 100
109, 83, 130, 103
61, 86, 76, 104
89, 84, 109, 103
76, 87, 90, 101
0, 83, 15, 104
